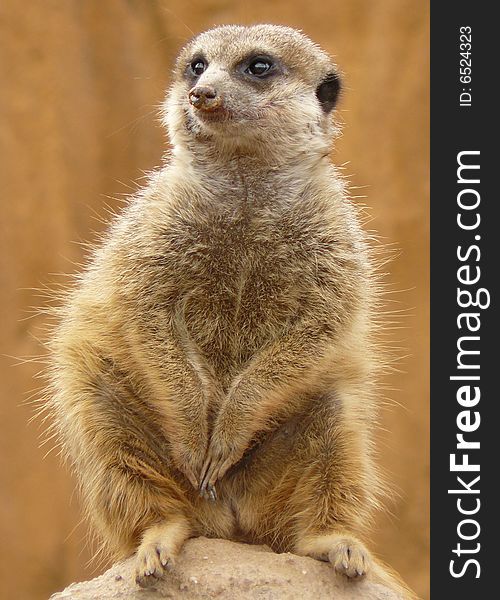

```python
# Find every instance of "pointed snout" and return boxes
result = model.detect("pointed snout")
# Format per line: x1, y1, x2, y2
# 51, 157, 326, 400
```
188, 85, 222, 111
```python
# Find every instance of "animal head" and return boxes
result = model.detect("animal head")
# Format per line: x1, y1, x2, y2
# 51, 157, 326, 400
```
163, 25, 342, 161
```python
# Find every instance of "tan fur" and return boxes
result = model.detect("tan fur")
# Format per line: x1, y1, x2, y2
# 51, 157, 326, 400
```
46, 24, 400, 591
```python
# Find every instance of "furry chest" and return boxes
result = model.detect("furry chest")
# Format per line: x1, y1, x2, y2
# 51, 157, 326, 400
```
168, 224, 308, 367
180, 250, 304, 358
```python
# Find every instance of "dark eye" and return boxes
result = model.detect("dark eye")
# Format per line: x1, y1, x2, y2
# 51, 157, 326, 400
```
246, 59, 273, 77
191, 59, 206, 76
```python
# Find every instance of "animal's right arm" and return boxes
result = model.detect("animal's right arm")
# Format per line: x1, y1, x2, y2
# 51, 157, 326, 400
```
126, 323, 220, 491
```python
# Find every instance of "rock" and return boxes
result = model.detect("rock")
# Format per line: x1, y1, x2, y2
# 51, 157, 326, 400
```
49, 537, 407, 600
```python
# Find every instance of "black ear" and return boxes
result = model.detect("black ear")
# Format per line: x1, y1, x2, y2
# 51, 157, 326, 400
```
316, 72, 341, 113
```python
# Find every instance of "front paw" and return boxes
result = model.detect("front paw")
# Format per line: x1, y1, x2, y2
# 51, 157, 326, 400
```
170, 443, 206, 490
199, 436, 244, 495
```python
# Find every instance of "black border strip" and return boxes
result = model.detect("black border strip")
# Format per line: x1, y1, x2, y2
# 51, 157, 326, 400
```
431, 2, 498, 596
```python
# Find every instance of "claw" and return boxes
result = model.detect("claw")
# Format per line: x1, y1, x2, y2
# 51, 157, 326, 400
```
183, 464, 199, 489
199, 442, 241, 493
208, 484, 217, 502
199, 455, 212, 494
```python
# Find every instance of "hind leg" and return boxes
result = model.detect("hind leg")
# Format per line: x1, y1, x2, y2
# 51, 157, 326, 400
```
135, 516, 191, 587
296, 531, 372, 578
287, 394, 379, 578
87, 441, 195, 589
50, 345, 199, 587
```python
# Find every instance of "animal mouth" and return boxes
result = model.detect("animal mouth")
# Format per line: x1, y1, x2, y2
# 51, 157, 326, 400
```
194, 106, 233, 123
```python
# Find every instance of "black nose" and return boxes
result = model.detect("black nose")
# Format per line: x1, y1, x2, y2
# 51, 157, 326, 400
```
188, 86, 221, 110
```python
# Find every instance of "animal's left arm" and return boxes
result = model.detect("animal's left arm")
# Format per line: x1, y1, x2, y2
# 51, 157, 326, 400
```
199, 320, 336, 491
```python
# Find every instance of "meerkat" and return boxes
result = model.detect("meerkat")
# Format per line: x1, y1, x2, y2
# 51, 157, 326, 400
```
48, 24, 389, 589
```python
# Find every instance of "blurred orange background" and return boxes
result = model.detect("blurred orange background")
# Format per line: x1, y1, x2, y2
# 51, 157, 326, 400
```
0, 1, 429, 599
